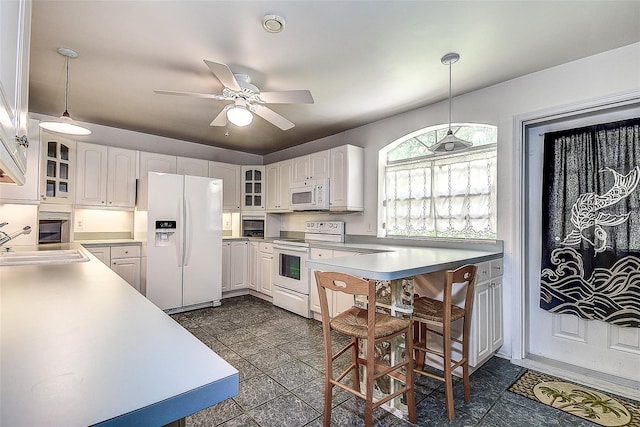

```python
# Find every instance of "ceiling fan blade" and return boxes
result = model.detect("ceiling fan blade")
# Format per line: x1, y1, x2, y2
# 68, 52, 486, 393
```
204, 60, 241, 91
210, 105, 231, 126
258, 90, 314, 104
252, 104, 295, 130
154, 89, 228, 100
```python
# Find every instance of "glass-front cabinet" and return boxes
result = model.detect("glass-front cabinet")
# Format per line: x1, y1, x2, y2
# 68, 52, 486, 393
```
241, 166, 265, 210
40, 131, 75, 204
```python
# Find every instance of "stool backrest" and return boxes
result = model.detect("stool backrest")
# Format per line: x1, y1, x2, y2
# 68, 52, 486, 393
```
444, 264, 478, 322
314, 271, 376, 322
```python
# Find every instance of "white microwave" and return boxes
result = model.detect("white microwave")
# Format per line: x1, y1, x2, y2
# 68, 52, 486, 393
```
290, 178, 330, 211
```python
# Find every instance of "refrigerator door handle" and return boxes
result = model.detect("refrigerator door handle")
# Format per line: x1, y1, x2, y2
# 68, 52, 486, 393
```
184, 197, 192, 267
176, 198, 183, 267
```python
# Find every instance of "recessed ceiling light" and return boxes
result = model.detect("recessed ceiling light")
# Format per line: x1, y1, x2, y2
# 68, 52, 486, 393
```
262, 14, 285, 33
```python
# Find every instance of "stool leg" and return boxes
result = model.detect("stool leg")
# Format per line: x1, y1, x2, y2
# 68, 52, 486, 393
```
405, 329, 417, 424
323, 329, 333, 427
413, 321, 426, 371
364, 337, 375, 426
443, 323, 455, 421
352, 337, 361, 393
462, 317, 471, 403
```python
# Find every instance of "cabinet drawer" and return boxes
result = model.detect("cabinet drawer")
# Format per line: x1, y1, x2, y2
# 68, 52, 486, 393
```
476, 261, 491, 282
311, 248, 333, 259
259, 242, 273, 254
111, 245, 141, 259
490, 258, 503, 278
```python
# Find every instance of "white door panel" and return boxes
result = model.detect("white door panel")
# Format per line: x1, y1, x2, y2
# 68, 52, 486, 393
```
526, 107, 640, 382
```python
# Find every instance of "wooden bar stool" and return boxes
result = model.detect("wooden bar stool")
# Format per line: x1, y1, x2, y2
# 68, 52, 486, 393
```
314, 271, 417, 427
412, 264, 477, 420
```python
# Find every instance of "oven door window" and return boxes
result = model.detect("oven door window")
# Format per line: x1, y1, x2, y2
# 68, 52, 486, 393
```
279, 253, 301, 280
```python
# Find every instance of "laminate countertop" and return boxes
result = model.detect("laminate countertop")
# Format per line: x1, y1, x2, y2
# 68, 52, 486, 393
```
305, 242, 503, 280
0, 243, 238, 427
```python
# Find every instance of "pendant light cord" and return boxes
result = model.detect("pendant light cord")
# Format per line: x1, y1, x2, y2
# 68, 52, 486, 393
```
64, 55, 70, 114
448, 59, 452, 133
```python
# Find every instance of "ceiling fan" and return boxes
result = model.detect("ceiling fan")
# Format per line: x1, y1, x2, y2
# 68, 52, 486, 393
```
154, 60, 314, 130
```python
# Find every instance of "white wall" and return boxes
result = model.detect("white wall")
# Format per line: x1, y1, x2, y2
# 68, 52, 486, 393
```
269, 42, 640, 359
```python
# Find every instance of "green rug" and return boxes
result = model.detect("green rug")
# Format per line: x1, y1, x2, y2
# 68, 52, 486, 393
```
508, 370, 639, 426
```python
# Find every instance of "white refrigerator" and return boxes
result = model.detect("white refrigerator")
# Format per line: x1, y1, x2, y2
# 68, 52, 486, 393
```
146, 172, 222, 311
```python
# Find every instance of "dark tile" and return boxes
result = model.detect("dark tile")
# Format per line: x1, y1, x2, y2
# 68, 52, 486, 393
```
219, 414, 260, 427
185, 397, 244, 426
231, 358, 262, 382
291, 377, 352, 412
248, 393, 320, 427
233, 374, 288, 410
245, 346, 294, 371
226, 336, 274, 358
415, 395, 479, 426
478, 397, 562, 426
267, 358, 323, 390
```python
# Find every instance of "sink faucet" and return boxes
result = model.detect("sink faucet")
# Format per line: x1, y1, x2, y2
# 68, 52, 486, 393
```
0, 225, 32, 246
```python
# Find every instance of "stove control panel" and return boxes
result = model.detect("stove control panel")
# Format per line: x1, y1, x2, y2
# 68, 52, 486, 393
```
305, 221, 345, 235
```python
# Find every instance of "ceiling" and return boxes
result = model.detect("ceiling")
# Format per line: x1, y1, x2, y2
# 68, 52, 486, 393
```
28, 1, 640, 156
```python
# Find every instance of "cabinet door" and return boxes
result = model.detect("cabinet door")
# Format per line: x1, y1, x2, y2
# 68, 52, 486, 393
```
209, 161, 241, 210
265, 163, 279, 211
230, 241, 247, 290
470, 280, 491, 367
292, 156, 310, 182
177, 157, 208, 177
247, 242, 259, 290
76, 143, 108, 206
241, 166, 264, 210
490, 277, 503, 352
40, 134, 75, 204
329, 145, 364, 211
221, 242, 231, 292
87, 246, 110, 266
112, 258, 141, 292
138, 151, 177, 209
0, 119, 40, 202
277, 160, 292, 211
0, 0, 31, 183
310, 248, 335, 316
107, 147, 136, 208
309, 150, 330, 180
259, 252, 273, 296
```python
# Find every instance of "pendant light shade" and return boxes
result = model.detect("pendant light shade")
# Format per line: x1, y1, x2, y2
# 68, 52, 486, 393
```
39, 48, 91, 136
429, 52, 471, 153
226, 99, 253, 127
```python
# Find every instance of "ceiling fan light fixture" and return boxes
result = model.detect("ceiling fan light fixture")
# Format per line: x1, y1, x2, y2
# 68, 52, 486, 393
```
39, 47, 91, 136
262, 14, 285, 33
227, 105, 253, 127
430, 52, 470, 153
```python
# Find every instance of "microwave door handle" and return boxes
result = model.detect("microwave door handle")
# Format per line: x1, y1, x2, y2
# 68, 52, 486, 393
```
312, 186, 317, 206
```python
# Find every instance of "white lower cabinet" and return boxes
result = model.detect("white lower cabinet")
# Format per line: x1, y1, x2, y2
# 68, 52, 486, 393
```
247, 241, 259, 291
222, 241, 247, 292
258, 242, 273, 296
470, 259, 503, 367
86, 245, 141, 292
310, 248, 359, 320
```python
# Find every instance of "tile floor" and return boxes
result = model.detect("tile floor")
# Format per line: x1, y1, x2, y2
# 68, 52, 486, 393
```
171, 295, 606, 427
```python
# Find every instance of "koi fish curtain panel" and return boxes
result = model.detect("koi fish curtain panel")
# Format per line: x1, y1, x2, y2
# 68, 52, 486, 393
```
540, 118, 640, 328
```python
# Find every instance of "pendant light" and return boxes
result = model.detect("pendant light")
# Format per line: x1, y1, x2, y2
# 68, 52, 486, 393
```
429, 52, 471, 153
39, 47, 92, 136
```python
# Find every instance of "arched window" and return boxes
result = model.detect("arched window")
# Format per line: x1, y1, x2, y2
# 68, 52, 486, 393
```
379, 123, 497, 239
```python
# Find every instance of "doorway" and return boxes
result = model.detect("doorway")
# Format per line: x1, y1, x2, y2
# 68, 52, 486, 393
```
523, 104, 640, 397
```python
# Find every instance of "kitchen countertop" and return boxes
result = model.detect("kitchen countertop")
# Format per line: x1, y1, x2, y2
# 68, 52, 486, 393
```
306, 242, 502, 280
75, 239, 142, 246
0, 243, 238, 426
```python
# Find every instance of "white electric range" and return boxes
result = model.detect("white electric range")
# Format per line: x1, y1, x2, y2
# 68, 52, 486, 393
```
272, 221, 345, 318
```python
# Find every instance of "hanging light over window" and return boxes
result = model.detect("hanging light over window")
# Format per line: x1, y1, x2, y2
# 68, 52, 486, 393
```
39, 47, 91, 136
429, 52, 471, 153
226, 99, 253, 127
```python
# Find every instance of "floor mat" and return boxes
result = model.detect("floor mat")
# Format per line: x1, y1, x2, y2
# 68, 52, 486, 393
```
508, 370, 639, 426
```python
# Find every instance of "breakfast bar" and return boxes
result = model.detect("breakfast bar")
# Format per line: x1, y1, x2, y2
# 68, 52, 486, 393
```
0, 244, 239, 427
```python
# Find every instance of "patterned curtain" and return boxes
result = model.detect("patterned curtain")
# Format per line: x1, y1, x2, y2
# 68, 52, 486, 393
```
540, 118, 640, 327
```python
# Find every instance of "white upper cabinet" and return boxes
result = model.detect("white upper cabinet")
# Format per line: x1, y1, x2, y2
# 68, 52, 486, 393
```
137, 151, 177, 209
292, 150, 329, 182
209, 161, 241, 211
329, 144, 364, 211
241, 166, 265, 211
0, 0, 31, 185
266, 160, 292, 212
0, 119, 39, 202
177, 156, 208, 177
76, 143, 136, 208
39, 131, 75, 204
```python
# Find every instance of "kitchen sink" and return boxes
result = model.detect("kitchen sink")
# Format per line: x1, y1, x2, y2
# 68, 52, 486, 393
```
0, 249, 90, 266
